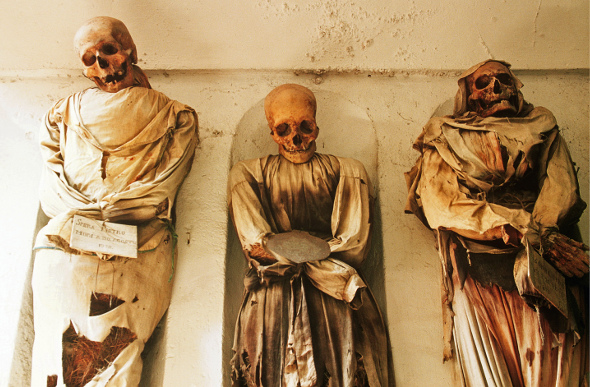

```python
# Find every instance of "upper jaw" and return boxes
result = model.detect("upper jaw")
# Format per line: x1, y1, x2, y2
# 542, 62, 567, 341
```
89, 63, 132, 92
282, 142, 314, 153
279, 141, 316, 163
480, 98, 517, 117
103, 67, 128, 84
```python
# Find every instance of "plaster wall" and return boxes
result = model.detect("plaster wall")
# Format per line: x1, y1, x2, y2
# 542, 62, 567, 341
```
1, 70, 588, 387
0, 0, 588, 72
0, 0, 588, 386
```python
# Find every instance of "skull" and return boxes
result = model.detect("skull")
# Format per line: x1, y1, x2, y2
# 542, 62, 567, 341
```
74, 17, 137, 93
264, 84, 319, 164
467, 61, 518, 118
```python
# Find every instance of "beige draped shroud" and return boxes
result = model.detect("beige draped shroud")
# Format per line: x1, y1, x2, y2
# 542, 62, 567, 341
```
32, 86, 198, 386
228, 154, 391, 387
405, 61, 587, 387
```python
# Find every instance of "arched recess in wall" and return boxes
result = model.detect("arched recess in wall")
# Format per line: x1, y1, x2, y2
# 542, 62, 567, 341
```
222, 90, 386, 385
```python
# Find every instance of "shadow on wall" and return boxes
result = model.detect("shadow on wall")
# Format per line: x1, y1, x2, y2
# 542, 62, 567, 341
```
222, 91, 387, 386
9, 207, 48, 386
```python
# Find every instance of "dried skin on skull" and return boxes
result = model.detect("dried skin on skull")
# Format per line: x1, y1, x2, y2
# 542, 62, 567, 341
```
74, 17, 137, 93
467, 61, 518, 118
264, 84, 319, 164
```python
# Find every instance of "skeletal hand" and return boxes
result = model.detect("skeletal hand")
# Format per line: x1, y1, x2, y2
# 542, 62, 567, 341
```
248, 243, 277, 266
501, 224, 522, 246
542, 232, 589, 278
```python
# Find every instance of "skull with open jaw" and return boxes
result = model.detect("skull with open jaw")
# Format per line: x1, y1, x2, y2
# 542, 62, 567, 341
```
74, 17, 138, 93
467, 61, 519, 118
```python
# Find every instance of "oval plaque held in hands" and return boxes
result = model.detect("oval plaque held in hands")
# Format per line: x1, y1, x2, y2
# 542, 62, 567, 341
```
266, 230, 331, 264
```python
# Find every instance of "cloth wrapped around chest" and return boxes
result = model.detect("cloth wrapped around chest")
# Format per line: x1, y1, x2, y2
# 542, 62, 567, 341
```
36, 87, 198, 257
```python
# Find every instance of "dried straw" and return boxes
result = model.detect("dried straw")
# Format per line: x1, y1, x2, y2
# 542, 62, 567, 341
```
62, 322, 136, 387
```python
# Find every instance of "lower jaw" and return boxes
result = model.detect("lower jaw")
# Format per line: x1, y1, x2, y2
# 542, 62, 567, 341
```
480, 100, 517, 117
88, 66, 134, 93
94, 77, 133, 93
280, 142, 316, 163
482, 105, 517, 118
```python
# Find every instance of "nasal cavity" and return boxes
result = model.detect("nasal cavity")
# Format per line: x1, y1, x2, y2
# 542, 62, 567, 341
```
493, 79, 501, 93
98, 56, 109, 69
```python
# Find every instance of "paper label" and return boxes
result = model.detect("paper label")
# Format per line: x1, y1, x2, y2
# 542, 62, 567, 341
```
527, 240, 568, 317
70, 215, 138, 258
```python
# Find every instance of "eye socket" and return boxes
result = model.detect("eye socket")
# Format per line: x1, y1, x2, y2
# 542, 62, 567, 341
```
496, 73, 513, 86
474, 75, 491, 90
275, 123, 291, 137
101, 43, 119, 56
300, 120, 314, 134
82, 52, 96, 66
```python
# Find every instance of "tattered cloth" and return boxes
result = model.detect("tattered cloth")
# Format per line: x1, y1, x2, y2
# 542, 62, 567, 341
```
405, 72, 587, 385
31, 86, 198, 386
228, 154, 391, 387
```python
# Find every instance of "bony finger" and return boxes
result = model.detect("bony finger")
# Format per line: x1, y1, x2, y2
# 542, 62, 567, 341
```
574, 260, 589, 273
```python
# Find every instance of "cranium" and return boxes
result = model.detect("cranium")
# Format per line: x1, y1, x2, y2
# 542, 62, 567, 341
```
467, 61, 518, 118
74, 17, 137, 93
264, 84, 318, 164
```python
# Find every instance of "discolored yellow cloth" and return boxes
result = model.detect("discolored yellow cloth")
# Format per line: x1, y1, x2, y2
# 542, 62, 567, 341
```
32, 86, 198, 386
37, 87, 198, 254
228, 153, 390, 387
405, 61, 587, 387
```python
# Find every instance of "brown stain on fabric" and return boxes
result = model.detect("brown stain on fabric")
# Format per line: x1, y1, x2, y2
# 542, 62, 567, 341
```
525, 348, 535, 367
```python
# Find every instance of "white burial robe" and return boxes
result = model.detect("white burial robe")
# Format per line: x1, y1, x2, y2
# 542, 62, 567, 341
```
32, 86, 198, 386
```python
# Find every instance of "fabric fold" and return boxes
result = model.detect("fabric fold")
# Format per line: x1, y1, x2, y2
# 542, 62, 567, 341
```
229, 153, 389, 386
31, 86, 198, 386
405, 60, 587, 386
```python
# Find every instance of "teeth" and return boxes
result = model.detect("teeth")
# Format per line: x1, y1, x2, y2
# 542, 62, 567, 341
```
284, 146, 311, 153
99, 67, 127, 85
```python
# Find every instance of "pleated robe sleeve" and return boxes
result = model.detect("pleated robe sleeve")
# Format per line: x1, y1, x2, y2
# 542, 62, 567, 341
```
227, 156, 275, 256
39, 97, 93, 218
228, 155, 372, 307
306, 157, 372, 307
531, 130, 586, 232
328, 157, 373, 268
